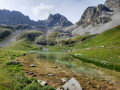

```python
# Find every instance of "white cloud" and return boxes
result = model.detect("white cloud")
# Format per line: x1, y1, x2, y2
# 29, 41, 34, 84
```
31, 3, 54, 20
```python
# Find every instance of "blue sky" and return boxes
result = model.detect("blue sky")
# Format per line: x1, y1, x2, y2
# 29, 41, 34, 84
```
0, 0, 106, 23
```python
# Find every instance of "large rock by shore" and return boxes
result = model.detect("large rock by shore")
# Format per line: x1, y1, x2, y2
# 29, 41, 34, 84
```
57, 78, 82, 90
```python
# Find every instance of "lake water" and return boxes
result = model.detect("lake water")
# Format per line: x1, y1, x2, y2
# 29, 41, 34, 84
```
33, 51, 120, 85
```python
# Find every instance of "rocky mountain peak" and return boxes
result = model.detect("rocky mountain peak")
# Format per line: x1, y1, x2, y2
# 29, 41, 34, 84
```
77, 4, 113, 28
47, 13, 73, 27
65, 0, 120, 36
104, 0, 120, 10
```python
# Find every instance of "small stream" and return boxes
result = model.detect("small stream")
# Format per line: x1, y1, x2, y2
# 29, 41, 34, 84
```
31, 51, 120, 85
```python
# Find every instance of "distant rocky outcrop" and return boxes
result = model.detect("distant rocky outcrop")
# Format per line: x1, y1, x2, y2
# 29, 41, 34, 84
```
0, 9, 73, 28
77, 4, 113, 28
65, 0, 120, 35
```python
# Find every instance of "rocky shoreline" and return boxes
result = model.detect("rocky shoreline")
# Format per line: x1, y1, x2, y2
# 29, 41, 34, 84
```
15, 54, 120, 90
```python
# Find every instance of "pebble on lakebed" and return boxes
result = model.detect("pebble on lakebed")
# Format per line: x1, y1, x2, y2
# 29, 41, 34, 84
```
31, 74, 36, 77
53, 66, 58, 68
30, 64, 36, 67
48, 74, 53, 76
28, 72, 34, 75
61, 78, 67, 82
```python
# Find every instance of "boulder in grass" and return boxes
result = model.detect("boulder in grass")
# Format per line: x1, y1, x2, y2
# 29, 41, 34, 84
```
41, 81, 47, 86
38, 80, 42, 83
38, 80, 47, 86
100, 46, 105, 48
7, 61, 20, 65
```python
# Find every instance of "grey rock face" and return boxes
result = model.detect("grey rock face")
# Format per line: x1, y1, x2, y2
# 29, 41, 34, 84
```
64, 0, 120, 35
77, 4, 113, 28
104, 0, 120, 10
46, 13, 73, 27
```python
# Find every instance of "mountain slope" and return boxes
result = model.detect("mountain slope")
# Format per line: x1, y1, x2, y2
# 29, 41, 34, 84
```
7, 30, 43, 50
65, 0, 120, 35
72, 25, 120, 71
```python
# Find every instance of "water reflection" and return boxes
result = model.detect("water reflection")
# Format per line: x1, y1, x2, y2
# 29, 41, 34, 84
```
33, 51, 120, 83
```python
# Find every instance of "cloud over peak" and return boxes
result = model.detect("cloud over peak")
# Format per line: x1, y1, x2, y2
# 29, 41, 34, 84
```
31, 3, 54, 20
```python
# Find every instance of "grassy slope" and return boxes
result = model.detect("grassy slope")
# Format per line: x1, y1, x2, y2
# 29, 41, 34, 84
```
0, 50, 55, 90
82, 26, 120, 47
0, 30, 56, 89
7, 31, 43, 51
0, 27, 12, 42
0, 50, 27, 89
1, 25, 120, 89
7, 39, 41, 50
72, 25, 120, 71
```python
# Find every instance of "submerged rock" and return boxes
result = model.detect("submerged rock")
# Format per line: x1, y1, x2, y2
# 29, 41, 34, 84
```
57, 78, 82, 90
